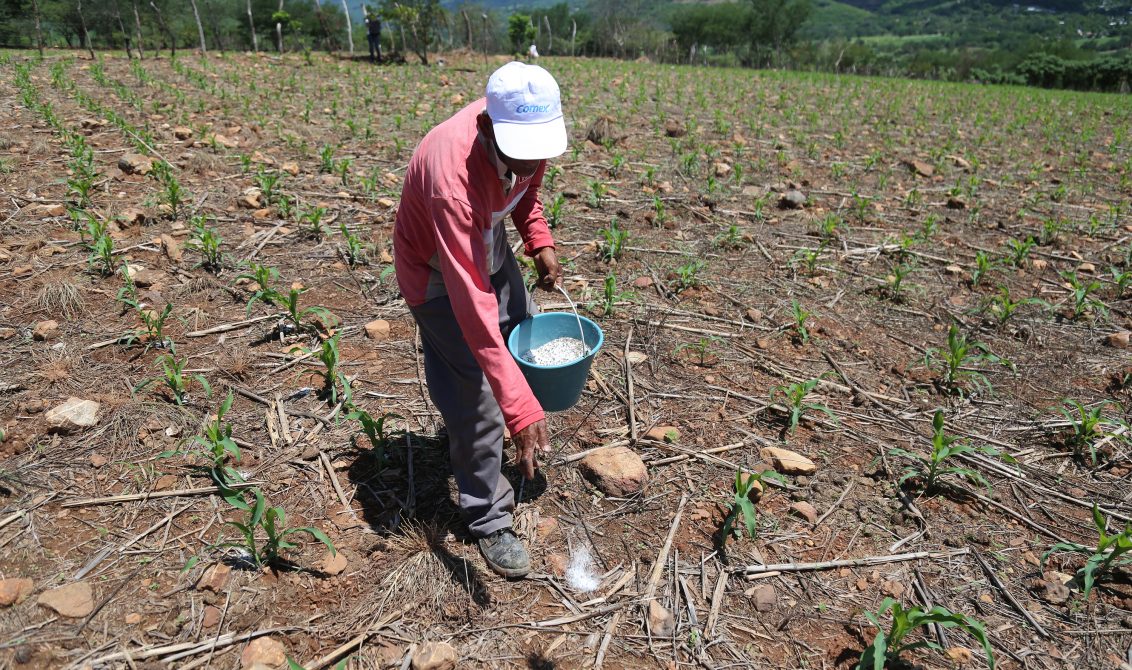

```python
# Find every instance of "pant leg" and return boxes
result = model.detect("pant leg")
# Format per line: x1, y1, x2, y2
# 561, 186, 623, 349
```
408, 249, 535, 537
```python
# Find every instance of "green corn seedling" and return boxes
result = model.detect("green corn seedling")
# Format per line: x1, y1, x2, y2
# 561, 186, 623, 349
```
1055, 399, 1128, 466
856, 598, 994, 670
161, 391, 247, 509
135, 354, 211, 405
674, 336, 721, 367
970, 251, 997, 287
1003, 236, 1036, 267
223, 487, 335, 568
309, 333, 351, 406
1043, 504, 1132, 598
672, 260, 705, 293
890, 410, 1012, 492
339, 223, 366, 266
346, 409, 403, 467
791, 300, 811, 344
186, 215, 223, 271
599, 217, 628, 262
719, 469, 784, 550
771, 377, 836, 433
237, 263, 281, 314
924, 325, 1009, 396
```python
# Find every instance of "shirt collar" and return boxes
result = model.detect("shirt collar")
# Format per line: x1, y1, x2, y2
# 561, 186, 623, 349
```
477, 126, 516, 194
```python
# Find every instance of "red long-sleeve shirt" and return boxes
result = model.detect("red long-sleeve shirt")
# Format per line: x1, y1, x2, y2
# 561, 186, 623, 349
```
393, 99, 555, 436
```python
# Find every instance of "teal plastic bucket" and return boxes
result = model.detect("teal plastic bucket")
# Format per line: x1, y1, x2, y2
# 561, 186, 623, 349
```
508, 312, 604, 412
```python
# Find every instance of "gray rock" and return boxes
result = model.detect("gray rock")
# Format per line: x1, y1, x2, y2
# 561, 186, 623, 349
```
45, 398, 100, 434
780, 190, 806, 209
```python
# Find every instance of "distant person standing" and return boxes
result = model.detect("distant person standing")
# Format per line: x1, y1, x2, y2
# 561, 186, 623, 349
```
528, 44, 539, 60
365, 11, 383, 63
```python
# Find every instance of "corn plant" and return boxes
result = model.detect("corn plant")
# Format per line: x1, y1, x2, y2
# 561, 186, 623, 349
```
186, 215, 224, 272
135, 354, 211, 405
591, 273, 633, 317
890, 410, 1012, 492
719, 469, 784, 550
1003, 236, 1036, 267
1061, 271, 1107, 320
983, 287, 1046, 327
1055, 400, 1128, 466
1110, 267, 1131, 298
599, 217, 629, 262
790, 242, 827, 276
651, 196, 668, 228
970, 251, 997, 287
346, 409, 402, 467
308, 333, 351, 405
816, 212, 845, 240
236, 263, 281, 314
152, 161, 186, 218
318, 144, 336, 173
790, 300, 811, 344
127, 303, 174, 349
339, 223, 366, 266
857, 598, 994, 670
254, 168, 283, 205
674, 336, 721, 367
161, 391, 247, 509
88, 227, 115, 276
280, 287, 336, 333
301, 205, 328, 240
771, 377, 836, 433
116, 261, 140, 312
884, 260, 915, 301
714, 223, 745, 250
223, 487, 335, 568
546, 193, 566, 229
924, 325, 1008, 396
1043, 504, 1132, 598
672, 260, 705, 293
587, 178, 609, 209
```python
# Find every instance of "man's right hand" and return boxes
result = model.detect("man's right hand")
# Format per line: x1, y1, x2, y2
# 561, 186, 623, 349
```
512, 419, 550, 480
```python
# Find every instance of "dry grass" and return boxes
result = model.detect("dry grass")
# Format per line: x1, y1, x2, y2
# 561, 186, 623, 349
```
379, 521, 472, 612
183, 150, 224, 175
34, 281, 86, 319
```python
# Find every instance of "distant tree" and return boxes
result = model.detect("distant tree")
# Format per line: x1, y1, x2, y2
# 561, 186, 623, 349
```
747, 0, 811, 65
380, 0, 443, 65
507, 12, 535, 54
670, 3, 751, 62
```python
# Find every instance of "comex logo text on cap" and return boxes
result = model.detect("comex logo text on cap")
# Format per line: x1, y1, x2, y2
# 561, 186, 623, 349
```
515, 104, 551, 114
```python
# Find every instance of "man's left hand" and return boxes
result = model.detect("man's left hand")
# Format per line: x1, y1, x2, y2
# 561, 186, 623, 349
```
533, 247, 561, 292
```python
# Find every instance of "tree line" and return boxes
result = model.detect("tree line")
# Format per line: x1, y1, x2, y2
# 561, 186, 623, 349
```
1, 0, 1128, 93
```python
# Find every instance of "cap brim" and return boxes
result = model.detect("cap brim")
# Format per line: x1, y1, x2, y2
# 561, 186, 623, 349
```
492, 117, 568, 161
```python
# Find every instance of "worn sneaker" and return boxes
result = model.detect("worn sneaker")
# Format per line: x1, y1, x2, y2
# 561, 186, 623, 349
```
477, 528, 531, 578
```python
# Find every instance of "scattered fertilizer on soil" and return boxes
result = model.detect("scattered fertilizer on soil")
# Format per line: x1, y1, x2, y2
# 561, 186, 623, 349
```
522, 337, 587, 366
566, 545, 600, 592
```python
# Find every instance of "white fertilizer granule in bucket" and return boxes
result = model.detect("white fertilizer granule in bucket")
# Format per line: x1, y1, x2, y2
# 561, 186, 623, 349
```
522, 337, 587, 367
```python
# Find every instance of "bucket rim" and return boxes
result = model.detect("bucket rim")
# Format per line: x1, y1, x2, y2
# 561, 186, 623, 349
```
508, 312, 604, 371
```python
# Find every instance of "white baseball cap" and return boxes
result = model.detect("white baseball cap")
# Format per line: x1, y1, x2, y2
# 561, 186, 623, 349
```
485, 62, 567, 161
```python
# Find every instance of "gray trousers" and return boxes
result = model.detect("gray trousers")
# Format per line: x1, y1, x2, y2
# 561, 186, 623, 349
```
407, 250, 535, 538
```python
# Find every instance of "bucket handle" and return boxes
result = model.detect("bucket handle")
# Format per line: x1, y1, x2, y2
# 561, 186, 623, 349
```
554, 284, 589, 355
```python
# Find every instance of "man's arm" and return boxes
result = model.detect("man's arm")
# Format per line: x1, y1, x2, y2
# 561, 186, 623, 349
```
429, 196, 545, 437
510, 162, 560, 289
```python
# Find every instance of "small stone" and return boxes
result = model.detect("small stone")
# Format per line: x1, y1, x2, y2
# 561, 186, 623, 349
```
779, 190, 806, 209
118, 153, 154, 175
364, 319, 391, 340
1022, 551, 1040, 566
411, 641, 458, 670
38, 203, 67, 217
1106, 331, 1130, 349
645, 426, 679, 443
201, 605, 221, 628
37, 581, 94, 618
377, 197, 396, 209
746, 308, 763, 322
131, 269, 165, 289
118, 208, 147, 226
536, 517, 559, 541
252, 208, 272, 219
760, 447, 816, 475
881, 580, 905, 598
578, 446, 648, 497
1122, 615, 1132, 629
546, 553, 568, 576
240, 636, 286, 670
322, 550, 348, 576
125, 612, 143, 624
905, 159, 934, 177
737, 473, 764, 502
945, 264, 963, 276
626, 351, 647, 365
979, 593, 994, 604
1031, 258, 1048, 271
1077, 262, 1095, 274
856, 578, 868, 591
45, 398, 100, 434
281, 161, 300, 176
0, 578, 35, 606
154, 475, 178, 491
946, 196, 966, 210
32, 320, 59, 341
196, 563, 231, 592
240, 189, 263, 209
1034, 578, 1070, 605
751, 584, 776, 612
713, 162, 732, 178
664, 119, 686, 138
161, 234, 182, 262
788, 501, 817, 523
173, 126, 193, 140
648, 600, 675, 636
946, 647, 974, 664
632, 276, 653, 288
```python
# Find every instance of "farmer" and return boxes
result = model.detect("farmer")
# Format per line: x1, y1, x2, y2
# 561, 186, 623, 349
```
364, 11, 382, 63
392, 62, 567, 578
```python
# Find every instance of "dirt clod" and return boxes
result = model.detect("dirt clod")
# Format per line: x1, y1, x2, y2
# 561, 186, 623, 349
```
578, 446, 648, 497
37, 581, 94, 618
411, 641, 458, 670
